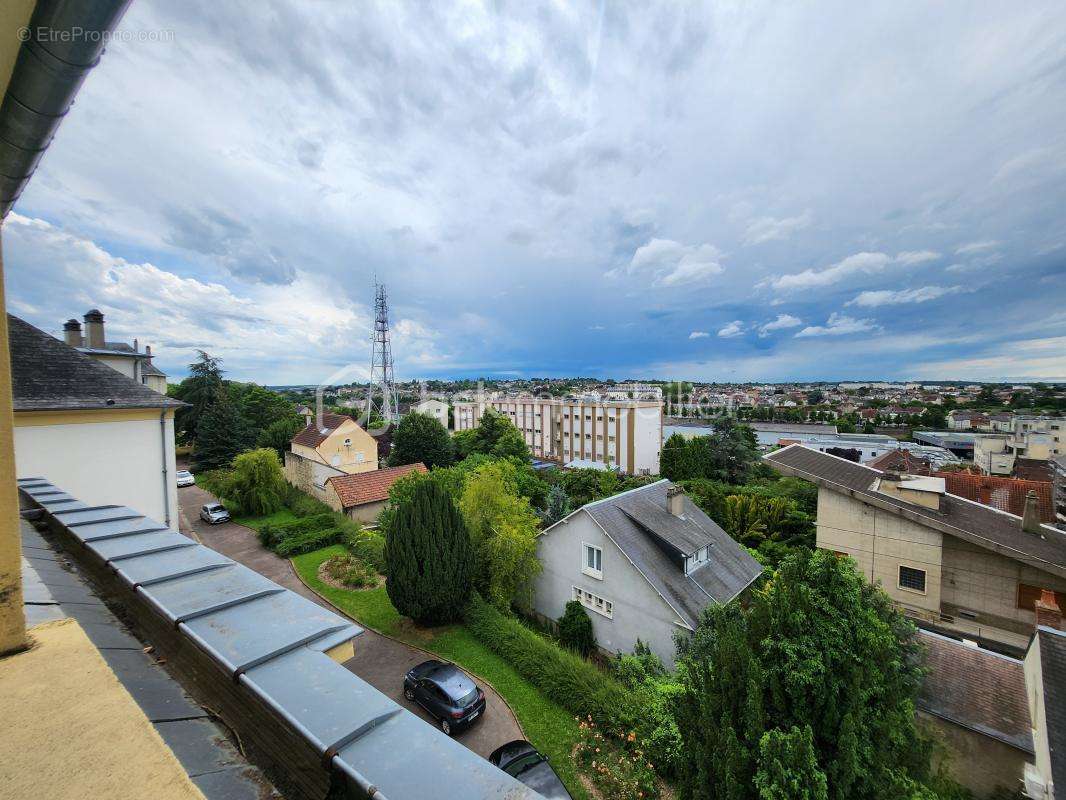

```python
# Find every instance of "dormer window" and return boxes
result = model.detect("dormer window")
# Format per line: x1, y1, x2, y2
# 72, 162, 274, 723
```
686, 545, 710, 574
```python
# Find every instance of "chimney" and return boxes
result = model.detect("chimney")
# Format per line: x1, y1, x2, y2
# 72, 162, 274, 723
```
1022, 490, 1042, 534
666, 485, 684, 517
83, 309, 105, 349
62, 318, 82, 347
1035, 589, 1062, 631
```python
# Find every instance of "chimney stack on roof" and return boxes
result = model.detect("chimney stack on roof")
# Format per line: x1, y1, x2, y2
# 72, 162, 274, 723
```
1022, 489, 1042, 535
1035, 589, 1062, 631
83, 309, 105, 349
62, 318, 82, 347
666, 484, 684, 517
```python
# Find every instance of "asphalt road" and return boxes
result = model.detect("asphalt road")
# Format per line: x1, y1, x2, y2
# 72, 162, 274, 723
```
177, 482, 523, 758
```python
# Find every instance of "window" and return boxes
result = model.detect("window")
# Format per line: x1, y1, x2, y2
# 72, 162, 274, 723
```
583, 543, 602, 579
572, 585, 613, 618
898, 565, 926, 593
686, 545, 710, 573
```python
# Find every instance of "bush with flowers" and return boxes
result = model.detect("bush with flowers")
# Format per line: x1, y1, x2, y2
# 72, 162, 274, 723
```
574, 715, 661, 800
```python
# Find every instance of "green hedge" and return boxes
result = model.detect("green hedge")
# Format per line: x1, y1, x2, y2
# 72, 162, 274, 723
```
258, 513, 339, 551
275, 526, 346, 557
463, 594, 637, 731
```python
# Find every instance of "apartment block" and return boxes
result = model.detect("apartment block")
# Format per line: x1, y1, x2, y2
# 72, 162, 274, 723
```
454, 397, 662, 475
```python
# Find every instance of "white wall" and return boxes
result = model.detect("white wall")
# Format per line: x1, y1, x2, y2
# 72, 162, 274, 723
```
15, 414, 179, 529
534, 511, 689, 666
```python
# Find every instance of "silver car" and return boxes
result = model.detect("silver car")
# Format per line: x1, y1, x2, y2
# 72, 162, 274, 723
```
176, 470, 195, 487
199, 503, 230, 524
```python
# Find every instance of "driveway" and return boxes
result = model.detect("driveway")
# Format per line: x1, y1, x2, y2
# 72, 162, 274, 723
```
177, 482, 523, 758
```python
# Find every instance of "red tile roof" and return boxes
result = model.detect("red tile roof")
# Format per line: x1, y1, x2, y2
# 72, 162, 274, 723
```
291, 412, 356, 449
933, 471, 1055, 522
327, 463, 427, 508
1015, 458, 1054, 483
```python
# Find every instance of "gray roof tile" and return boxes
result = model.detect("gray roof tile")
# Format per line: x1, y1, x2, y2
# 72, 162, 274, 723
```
1038, 627, 1066, 791
584, 481, 763, 628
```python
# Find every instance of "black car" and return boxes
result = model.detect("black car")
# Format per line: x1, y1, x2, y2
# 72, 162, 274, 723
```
403, 660, 485, 735
488, 740, 573, 800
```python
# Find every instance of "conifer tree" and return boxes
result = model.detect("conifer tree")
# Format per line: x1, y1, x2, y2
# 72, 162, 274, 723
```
385, 480, 473, 624
193, 386, 253, 471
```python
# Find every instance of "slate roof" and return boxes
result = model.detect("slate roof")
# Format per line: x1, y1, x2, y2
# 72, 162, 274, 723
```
327, 463, 427, 508
765, 444, 1066, 579
8, 315, 182, 412
1037, 627, 1066, 792
917, 630, 1033, 753
580, 480, 763, 628
291, 412, 356, 448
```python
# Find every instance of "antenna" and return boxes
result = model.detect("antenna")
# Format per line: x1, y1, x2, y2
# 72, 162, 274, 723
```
364, 282, 398, 425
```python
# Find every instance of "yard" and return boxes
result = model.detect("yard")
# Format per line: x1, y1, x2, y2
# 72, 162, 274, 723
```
291, 545, 590, 800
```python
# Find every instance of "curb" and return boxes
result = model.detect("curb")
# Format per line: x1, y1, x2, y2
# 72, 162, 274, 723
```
287, 557, 529, 741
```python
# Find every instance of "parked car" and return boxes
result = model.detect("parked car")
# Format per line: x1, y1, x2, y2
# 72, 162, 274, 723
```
175, 470, 195, 487
402, 659, 485, 735
199, 503, 230, 524
488, 740, 572, 800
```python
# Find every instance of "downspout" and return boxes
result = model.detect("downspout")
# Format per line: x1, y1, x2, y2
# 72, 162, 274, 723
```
160, 409, 171, 528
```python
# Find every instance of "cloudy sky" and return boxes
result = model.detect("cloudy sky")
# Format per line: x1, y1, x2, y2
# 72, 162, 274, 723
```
5, 1, 1066, 384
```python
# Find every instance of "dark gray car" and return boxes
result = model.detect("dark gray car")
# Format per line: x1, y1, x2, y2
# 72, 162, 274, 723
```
488, 740, 572, 799
403, 660, 485, 735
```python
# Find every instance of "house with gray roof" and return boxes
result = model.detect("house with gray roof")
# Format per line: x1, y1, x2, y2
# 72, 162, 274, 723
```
62, 309, 168, 394
9, 314, 184, 527
532, 480, 763, 666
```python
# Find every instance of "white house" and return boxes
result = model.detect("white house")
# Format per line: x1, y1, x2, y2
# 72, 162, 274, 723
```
411, 399, 449, 428
533, 480, 763, 666
9, 315, 183, 528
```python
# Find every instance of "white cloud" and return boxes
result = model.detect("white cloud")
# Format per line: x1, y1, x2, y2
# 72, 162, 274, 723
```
955, 240, 1000, 255
717, 320, 744, 338
625, 238, 724, 287
768, 251, 892, 291
689, 330, 710, 339
895, 250, 940, 265
758, 314, 802, 336
847, 285, 962, 307
743, 210, 813, 246
914, 337, 1066, 380
794, 313, 879, 338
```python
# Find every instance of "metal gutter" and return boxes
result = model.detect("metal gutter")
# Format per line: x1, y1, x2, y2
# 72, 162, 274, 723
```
20, 477, 544, 800
0, 0, 132, 218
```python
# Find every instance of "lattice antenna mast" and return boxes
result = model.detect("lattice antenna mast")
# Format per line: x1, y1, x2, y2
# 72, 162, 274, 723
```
364, 282, 398, 424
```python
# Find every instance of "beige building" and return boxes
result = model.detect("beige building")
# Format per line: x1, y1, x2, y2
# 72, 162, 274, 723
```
411, 398, 448, 428
974, 417, 1064, 477
453, 396, 662, 475
62, 309, 168, 394
9, 315, 182, 529
324, 462, 427, 524
766, 444, 1066, 653
284, 412, 378, 501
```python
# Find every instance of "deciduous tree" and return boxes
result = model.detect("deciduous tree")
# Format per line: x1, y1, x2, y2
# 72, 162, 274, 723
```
388, 411, 454, 469
225, 448, 288, 516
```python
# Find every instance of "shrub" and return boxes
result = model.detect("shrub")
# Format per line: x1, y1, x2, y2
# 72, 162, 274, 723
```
463, 594, 636, 732
275, 526, 344, 557
258, 513, 338, 554
196, 468, 232, 499
323, 554, 378, 589
288, 492, 332, 518
574, 717, 660, 800
385, 480, 474, 624
345, 528, 386, 573
558, 600, 596, 657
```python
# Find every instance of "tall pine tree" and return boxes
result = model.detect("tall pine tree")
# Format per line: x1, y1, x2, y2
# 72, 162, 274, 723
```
385, 480, 473, 624
192, 386, 253, 471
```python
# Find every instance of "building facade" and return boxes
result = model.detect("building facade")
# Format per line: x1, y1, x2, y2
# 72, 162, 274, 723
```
62, 309, 168, 394
766, 445, 1066, 654
285, 412, 378, 502
410, 399, 448, 428
454, 397, 662, 475
9, 315, 182, 529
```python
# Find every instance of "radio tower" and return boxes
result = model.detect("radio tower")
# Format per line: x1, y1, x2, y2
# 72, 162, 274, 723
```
364, 282, 398, 425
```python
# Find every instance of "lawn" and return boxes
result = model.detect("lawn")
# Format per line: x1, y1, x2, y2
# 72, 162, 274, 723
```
292, 545, 590, 800
231, 507, 298, 530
